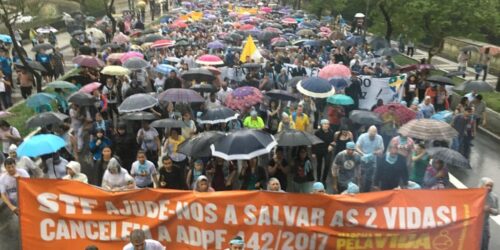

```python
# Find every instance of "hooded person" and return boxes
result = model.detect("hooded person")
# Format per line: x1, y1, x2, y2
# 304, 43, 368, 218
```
267, 177, 285, 192
311, 182, 326, 194
341, 182, 360, 194
101, 158, 135, 191
8, 144, 43, 178
62, 161, 88, 183
193, 175, 214, 192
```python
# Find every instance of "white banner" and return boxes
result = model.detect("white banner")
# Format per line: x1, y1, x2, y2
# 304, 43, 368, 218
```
358, 75, 405, 110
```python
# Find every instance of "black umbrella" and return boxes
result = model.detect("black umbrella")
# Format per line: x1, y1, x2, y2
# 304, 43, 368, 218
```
118, 93, 158, 113
427, 147, 471, 169
71, 30, 85, 36
368, 37, 389, 50
67, 92, 95, 106
259, 31, 279, 41
190, 83, 217, 93
460, 45, 479, 52
101, 43, 122, 51
175, 39, 190, 46
275, 129, 323, 146
265, 89, 299, 101
120, 111, 157, 121
427, 75, 454, 85
210, 129, 277, 160
31, 43, 54, 52
349, 110, 383, 125
14, 61, 47, 72
374, 47, 400, 57
177, 131, 225, 158
150, 118, 187, 128
143, 34, 165, 43
241, 63, 262, 69
288, 76, 305, 87
181, 68, 216, 82
454, 80, 494, 92
123, 58, 150, 70
198, 107, 239, 124
26, 112, 69, 128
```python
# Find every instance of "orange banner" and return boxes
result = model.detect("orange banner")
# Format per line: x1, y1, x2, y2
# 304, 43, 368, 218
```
18, 179, 486, 250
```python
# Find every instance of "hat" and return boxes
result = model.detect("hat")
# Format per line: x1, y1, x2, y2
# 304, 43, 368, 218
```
194, 159, 203, 165
320, 119, 329, 125
346, 141, 356, 150
8, 144, 17, 153
230, 236, 245, 246
66, 161, 81, 174
312, 182, 325, 191
343, 182, 359, 194
281, 112, 289, 118
250, 110, 257, 116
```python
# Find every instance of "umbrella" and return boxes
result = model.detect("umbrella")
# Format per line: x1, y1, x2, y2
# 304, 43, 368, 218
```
239, 24, 255, 31
460, 45, 479, 52
158, 88, 205, 103
207, 40, 226, 49
399, 64, 419, 73
26, 112, 69, 128
36, 27, 57, 33
297, 77, 335, 98
202, 66, 221, 75
398, 119, 458, 141
164, 57, 182, 63
31, 43, 54, 52
431, 111, 454, 123
241, 63, 262, 69
123, 57, 150, 70
101, 43, 122, 51
106, 53, 124, 64
72, 55, 105, 68
26, 93, 56, 108
454, 80, 494, 92
101, 65, 130, 76
144, 34, 165, 43
327, 94, 354, 106
329, 78, 350, 89
271, 40, 289, 47
373, 103, 416, 124
426, 147, 471, 169
67, 92, 96, 106
150, 118, 188, 128
195, 54, 224, 66
121, 111, 157, 121
282, 17, 297, 24
155, 64, 178, 75
118, 93, 159, 113
319, 64, 351, 79
14, 61, 47, 72
180, 68, 216, 82
296, 29, 315, 37
418, 64, 435, 71
349, 110, 383, 125
112, 32, 130, 45
265, 89, 298, 101
225, 86, 263, 111
190, 83, 217, 93
198, 107, 239, 124
120, 51, 144, 64
368, 37, 389, 50
427, 75, 454, 85
0, 34, 12, 43
16, 134, 66, 157
79, 82, 102, 93
275, 129, 323, 146
374, 48, 400, 57
259, 31, 279, 41
175, 39, 190, 46
210, 129, 277, 160
85, 28, 105, 40
47, 81, 77, 90
288, 76, 305, 87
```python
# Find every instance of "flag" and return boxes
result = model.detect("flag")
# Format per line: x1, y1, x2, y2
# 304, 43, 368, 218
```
388, 74, 406, 91
240, 35, 262, 63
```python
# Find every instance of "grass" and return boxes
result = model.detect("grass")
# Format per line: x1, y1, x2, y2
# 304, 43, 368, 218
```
5, 103, 36, 137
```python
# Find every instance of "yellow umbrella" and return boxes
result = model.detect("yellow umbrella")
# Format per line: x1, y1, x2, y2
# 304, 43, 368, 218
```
130, 44, 142, 51
101, 65, 130, 76
141, 42, 153, 50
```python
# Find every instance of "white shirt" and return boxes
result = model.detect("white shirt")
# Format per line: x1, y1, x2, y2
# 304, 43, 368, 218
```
102, 167, 134, 190
16, 156, 39, 175
131, 160, 157, 187
0, 169, 30, 205
123, 239, 165, 250
45, 158, 69, 179
205, 99, 221, 109
0, 78, 6, 92
217, 87, 233, 103
0, 127, 20, 154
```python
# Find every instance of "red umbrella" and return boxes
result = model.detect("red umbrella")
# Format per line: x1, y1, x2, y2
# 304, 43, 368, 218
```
79, 82, 102, 94
120, 51, 144, 64
399, 64, 418, 73
282, 17, 297, 25
225, 86, 263, 111
239, 24, 255, 31
72, 55, 105, 68
265, 27, 282, 34
318, 64, 351, 79
195, 54, 224, 66
112, 32, 130, 45
151, 39, 176, 49
170, 21, 188, 29
373, 103, 416, 125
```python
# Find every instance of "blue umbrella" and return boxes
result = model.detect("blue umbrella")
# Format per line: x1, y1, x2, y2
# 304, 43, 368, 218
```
431, 110, 454, 123
17, 134, 66, 157
26, 93, 56, 108
155, 64, 177, 75
329, 78, 350, 89
327, 94, 354, 106
297, 77, 335, 98
160, 16, 171, 24
0, 34, 12, 43
303, 40, 321, 47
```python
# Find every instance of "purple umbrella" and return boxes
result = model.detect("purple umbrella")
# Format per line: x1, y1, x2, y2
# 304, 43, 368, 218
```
158, 88, 205, 103
207, 40, 226, 49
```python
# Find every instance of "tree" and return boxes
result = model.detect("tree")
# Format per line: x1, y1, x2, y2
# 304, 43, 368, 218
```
0, 0, 45, 92
306, 0, 347, 19
103, 0, 116, 35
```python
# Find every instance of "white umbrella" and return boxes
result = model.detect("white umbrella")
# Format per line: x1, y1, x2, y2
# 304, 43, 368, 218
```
85, 27, 105, 40
36, 26, 58, 34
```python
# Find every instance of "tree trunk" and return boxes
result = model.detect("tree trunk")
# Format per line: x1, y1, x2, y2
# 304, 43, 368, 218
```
105, 0, 117, 34
379, 1, 392, 45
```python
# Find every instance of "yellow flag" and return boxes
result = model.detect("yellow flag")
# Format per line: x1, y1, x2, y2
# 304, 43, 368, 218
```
240, 35, 261, 63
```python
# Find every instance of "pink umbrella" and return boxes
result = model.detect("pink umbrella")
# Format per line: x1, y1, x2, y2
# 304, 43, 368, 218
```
112, 32, 130, 45
319, 64, 352, 79
282, 17, 297, 25
239, 24, 255, 31
120, 51, 144, 64
170, 21, 188, 29
151, 39, 176, 49
260, 7, 272, 13
107, 53, 125, 64
271, 37, 287, 43
225, 86, 263, 111
195, 54, 224, 66
79, 82, 102, 94
203, 66, 221, 75
72, 55, 105, 68
265, 27, 282, 34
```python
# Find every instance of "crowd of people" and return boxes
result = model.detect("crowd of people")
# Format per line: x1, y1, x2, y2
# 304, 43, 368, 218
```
0, 0, 498, 249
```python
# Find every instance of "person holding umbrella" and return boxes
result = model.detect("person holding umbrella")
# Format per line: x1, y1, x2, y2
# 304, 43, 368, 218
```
8, 144, 42, 178
478, 177, 498, 250
43, 152, 68, 179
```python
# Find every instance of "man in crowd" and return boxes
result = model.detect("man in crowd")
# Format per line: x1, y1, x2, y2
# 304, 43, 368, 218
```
0, 158, 29, 215
356, 126, 385, 192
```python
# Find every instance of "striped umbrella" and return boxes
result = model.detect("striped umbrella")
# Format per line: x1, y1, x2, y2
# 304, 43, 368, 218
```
398, 119, 458, 141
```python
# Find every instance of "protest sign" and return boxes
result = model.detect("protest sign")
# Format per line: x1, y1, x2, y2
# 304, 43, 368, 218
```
18, 179, 486, 250
358, 75, 406, 109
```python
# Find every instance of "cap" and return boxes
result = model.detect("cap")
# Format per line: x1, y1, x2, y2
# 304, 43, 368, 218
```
8, 144, 17, 153
312, 182, 325, 191
230, 236, 245, 246
320, 119, 329, 125
250, 110, 257, 116
346, 141, 356, 150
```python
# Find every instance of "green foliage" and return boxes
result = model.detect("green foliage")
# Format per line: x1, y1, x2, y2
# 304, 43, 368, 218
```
306, 0, 347, 18
5, 103, 36, 137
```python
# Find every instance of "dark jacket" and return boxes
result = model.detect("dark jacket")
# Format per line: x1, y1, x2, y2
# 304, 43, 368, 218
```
312, 128, 335, 154
375, 155, 408, 190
